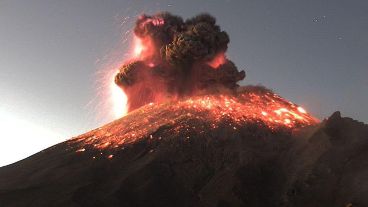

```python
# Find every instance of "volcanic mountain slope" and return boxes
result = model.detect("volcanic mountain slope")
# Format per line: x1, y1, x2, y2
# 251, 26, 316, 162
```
0, 88, 367, 207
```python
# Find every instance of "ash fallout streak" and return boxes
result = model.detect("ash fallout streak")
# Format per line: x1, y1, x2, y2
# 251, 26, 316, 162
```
115, 12, 245, 112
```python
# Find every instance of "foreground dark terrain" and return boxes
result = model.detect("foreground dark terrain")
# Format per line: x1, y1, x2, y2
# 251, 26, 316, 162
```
0, 92, 367, 207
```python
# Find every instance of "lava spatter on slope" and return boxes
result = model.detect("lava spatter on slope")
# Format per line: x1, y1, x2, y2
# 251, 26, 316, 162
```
71, 86, 318, 154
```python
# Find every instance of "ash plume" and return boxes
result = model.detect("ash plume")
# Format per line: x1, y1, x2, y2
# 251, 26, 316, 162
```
115, 12, 245, 112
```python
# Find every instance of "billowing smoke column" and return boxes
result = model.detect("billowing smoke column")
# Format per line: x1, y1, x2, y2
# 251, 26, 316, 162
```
115, 12, 246, 112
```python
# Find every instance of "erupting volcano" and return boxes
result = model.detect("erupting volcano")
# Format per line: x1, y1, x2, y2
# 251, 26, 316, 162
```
1, 12, 368, 207
112, 12, 316, 130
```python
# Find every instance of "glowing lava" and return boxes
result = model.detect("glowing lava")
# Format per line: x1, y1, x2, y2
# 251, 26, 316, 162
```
73, 86, 318, 150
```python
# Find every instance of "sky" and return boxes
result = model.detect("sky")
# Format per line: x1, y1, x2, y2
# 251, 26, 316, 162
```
0, 0, 367, 166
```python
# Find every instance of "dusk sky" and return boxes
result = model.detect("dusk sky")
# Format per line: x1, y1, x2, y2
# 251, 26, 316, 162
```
1, 0, 367, 166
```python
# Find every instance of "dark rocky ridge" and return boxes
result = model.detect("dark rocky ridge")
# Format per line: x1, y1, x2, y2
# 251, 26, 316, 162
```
0, 110, 367, 207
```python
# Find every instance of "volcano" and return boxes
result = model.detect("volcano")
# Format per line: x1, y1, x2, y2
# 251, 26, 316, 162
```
0, 87, 367, 207
1, 11, 367, 207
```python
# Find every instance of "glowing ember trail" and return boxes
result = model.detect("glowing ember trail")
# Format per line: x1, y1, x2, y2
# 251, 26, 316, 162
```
73, 87, 318, 150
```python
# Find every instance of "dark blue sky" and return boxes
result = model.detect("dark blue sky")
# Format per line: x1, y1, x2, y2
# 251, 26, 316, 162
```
1, 0, 367, 140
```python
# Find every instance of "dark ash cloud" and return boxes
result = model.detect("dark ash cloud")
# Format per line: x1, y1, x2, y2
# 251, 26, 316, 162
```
115, 12, 245, 112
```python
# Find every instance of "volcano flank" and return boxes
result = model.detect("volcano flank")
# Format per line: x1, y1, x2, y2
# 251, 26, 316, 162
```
0, 87, 368, 207
1, 12, 367, 207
